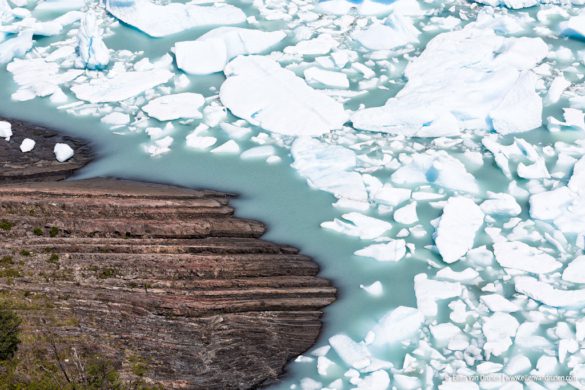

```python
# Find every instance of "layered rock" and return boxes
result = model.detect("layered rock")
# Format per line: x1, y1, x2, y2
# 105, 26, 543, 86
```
0, 121, 335, 389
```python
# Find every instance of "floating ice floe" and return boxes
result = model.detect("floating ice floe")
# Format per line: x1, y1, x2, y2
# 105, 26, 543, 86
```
321, 212, 392, 240
391, 151, 480, 194
0, 121, 12, 140
480, 192, 522, 216
35, 0, 86, 11
71, 69, 173, 103
303, 67, 349, 89
292, 137, 368, 202
473, 0, 538, 9
317, 0, 422, 16
435, 197, 484, 263
561, 10, 585, 40
547, 108, 585, 132
371, 306, 424, 345
19, 138, 35, 152
352, 26, 548, 136
354, 239, 407, 262
494, 241, 562, 274
414, 274, 462, 317
54, 143, 74, 162
76, 11, 110, 70
352, 14, 420, 51
174, 27, 286, 75
142, 93, 204, 121
515, 276, 585, 307
221, 56, 348, 136
562, 256, 585, 283
529, 157, 585, 235
0, 31, 32, 64
105, 0, 246, 38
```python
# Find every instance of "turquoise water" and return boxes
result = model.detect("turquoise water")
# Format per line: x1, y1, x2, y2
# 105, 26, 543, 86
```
2, 0, 585, 388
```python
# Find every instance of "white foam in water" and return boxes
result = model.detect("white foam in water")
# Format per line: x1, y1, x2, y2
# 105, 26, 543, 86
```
3, 0, 585, 388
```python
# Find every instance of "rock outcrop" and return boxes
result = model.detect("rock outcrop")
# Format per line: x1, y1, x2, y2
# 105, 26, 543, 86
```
0, 120, 335, 389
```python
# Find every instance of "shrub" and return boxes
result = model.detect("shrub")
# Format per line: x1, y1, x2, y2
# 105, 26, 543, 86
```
47, 254, 59, 264
0, 307, 20, 361
0, 220, 14, 231
49, 227, 59, 238
33, 228, 43, 236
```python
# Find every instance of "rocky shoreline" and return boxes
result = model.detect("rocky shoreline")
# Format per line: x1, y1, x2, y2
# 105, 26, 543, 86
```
0, 119, 336, 389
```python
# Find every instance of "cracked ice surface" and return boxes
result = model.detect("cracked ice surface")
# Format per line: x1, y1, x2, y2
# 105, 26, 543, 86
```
2, 0, 585, 388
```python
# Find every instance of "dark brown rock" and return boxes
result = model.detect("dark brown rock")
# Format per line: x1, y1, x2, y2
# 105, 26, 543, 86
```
0, 120, 336, 389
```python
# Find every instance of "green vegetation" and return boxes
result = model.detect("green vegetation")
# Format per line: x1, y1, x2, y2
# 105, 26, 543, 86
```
0, 307, 20, 361
49, 227, 59, 238
0, 256, 13, 266
33, 228, 43, 236
97, 268, 116, 279
0, 220, 14, 232
47, 254, 59, 264
19, 250, 30, 257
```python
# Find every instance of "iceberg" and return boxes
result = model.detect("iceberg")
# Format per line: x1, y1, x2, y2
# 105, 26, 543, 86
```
391, 151, 480, 194
71, 69, 173, 103
105, 0, 246, 38
220, 56, 348, 136
371, 306, 424, 345
321, 212, 392, 240
435, 197, 484, 264
0, 31, 33, 64
561, 11, 585, 40
352, 14, 419, 51
54, 143, 74, 162
142, 93, 204, 121
174, 27, 286, 75
351, 27, 547, 136
515, 276, 585, 307
0, 121, 12, 141
291, 137, 367, 202
76, 11, 110, 70
494, 241, 562, 274
354, 240, 407, 262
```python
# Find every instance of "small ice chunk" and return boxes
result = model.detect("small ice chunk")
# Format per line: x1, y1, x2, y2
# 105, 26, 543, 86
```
435, 197, 484, 263
414, 274, 462, 317
71, 69, 173, 103
221, 56, 348, 136
174, 27, 286, 75
483, 312, 519, 357
0, 31, 33, 64
143, 93, 204, 121
393, 201, 418, 225
480, 193, 521, 216
211, 140, 240, 154
360, 281, 383, 297
562, 256, 585, 284
329, 334, 370, 370
143, 136, 173, 157
304, 67, 349, 89
186, 133, 217, 151
546, 76, 571, 104
321, 212, 392, 240
352, 15, 419, 51
240, 145, 275, 160
391, 152, 480, 194
19, 138, 35, 152
101, 112, 130, 126
371, 306, 424, 345
0, 121, 12, 140
494, 241, 562, 274
354, 240, 407, 262
480, 294, 519, 312
561, 11, 585, 41
53, 143, 74, 162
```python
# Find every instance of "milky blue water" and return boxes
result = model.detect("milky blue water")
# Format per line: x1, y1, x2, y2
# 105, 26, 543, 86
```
2, 1, 585, 389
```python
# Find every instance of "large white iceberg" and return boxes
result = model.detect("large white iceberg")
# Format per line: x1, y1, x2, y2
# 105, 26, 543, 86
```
220, 56, 348, 136
71, 69, 173, 103
105, 0, 246, 38
174, 27, 286, 75
351, 26, 548, 136
76, 11, 110, 70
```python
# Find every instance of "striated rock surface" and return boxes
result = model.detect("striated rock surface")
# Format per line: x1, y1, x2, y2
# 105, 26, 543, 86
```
0, 121, 335, 389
